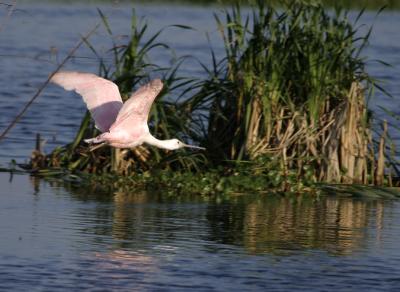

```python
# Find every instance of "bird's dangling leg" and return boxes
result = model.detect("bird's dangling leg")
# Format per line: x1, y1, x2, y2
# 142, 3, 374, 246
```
84, 133, 107, 145
84, 133, 108, 151
89, 143, 106, 152
83, 133, 106, 151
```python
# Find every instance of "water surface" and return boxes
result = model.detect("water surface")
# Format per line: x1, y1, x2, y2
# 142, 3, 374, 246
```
1, 173, 400, 290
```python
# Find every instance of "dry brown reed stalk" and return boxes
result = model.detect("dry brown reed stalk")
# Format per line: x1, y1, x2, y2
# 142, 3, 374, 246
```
110, 146, 150, 175
376, 120, 388, 185
246, 82, 380, 185
334, 82, 369, 184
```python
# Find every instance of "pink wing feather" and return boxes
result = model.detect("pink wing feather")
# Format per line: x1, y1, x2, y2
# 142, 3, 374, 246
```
110, 79, 163, 132
51, 71, 123, 132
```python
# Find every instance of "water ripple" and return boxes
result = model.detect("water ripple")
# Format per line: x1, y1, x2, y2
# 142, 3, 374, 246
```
2, 173, 400, 290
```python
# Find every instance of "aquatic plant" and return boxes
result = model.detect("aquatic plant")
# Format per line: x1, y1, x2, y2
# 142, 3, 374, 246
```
191, 0, 390, 186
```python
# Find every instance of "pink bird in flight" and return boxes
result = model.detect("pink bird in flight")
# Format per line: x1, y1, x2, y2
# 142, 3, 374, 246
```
50, 71, 205, 151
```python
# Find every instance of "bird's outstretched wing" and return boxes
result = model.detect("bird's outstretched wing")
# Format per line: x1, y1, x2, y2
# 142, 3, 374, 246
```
110, 79, 163, 131
51, 71, 123, 132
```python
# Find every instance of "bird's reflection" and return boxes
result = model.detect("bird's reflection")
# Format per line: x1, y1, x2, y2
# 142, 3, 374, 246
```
91, 249, 157, 272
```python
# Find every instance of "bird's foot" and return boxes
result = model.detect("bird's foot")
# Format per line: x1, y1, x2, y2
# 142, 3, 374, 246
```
84, 137, 97, 144
84, 133, 108, 145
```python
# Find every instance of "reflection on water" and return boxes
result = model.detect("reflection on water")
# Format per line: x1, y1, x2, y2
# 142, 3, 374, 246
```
42, 177, 388, 257
63, 177, 389, 257
207, 196, 385, 255
1, 173, 400, 290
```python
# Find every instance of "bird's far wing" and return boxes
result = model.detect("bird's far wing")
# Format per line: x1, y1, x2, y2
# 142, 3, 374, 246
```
50, 71, 123, 132
110, 79, 163, 132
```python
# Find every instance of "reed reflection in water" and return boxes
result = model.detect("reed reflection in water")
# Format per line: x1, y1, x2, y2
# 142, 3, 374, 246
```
206, 195, 385, 255
62, 180, 389, 256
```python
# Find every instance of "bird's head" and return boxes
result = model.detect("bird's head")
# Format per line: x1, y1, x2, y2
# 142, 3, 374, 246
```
166, 139, 205, 151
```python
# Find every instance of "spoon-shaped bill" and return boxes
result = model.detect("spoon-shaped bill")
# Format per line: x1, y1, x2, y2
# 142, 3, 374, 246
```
183, 143, 206, 150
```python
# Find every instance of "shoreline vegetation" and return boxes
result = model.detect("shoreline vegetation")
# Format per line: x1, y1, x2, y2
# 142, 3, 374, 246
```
25, 0, 399, 196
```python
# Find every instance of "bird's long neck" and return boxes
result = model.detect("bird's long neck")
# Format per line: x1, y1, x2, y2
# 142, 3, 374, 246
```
143, 134, 176, 150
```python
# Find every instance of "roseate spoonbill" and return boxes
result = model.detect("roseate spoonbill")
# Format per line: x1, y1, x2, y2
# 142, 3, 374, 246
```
50, 71, 205, 151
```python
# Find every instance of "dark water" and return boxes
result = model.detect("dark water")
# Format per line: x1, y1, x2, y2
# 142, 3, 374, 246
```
1, 172, 400, 291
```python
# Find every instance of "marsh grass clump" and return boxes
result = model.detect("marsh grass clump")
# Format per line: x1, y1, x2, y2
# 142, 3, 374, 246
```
192, 0, 389, 187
